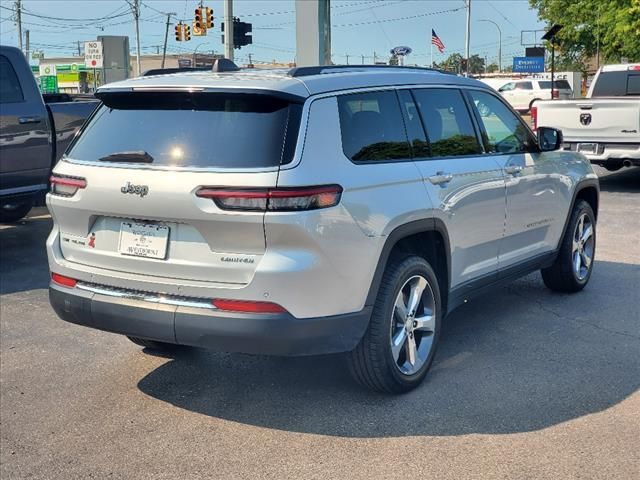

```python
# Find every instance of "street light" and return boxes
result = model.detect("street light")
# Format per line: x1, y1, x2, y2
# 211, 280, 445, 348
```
193, 42, 208, 66
479, 19, 502, 73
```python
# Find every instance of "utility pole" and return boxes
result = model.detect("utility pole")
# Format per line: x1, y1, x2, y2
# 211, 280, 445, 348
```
77, 40, 81, 57
373, 51, 377, 64
248, 53, 253, 66
127, 0, 142, 76
361, 54, 365, 65
25, 29, 29, 61
15, 0, 23, 53
464, 0, 471, 76
224, 0, 234, 61
345, 53, 349, 65
161, 12, 175, 69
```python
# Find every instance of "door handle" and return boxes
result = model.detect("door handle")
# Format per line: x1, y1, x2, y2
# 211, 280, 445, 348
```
504, 165, 523, 175
428, 171, 453, 185
18, 116, 43, 124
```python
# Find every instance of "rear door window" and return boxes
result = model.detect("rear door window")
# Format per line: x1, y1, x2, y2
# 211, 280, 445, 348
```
412, 88, 482, 157
516, 82, 533, 90
67, 92, 302, 168
627, 74, 640, 95
0, 55, 24, 103
337, 90, 411, 162
397, 90, 430, 158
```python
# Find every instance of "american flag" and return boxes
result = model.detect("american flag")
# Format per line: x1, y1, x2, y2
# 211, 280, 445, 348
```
432, 29, 445, 53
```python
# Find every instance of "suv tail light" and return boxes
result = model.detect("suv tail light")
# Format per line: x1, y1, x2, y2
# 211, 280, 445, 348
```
552, 88, 559, 99
628, 65, 640, 71
196, 185, 343, 212
531, 105, 538, 132
51, 272, 77, 288
50, 174, 87, 197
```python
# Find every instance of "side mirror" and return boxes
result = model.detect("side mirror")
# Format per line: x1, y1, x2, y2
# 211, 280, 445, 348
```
537, 126, 563, 151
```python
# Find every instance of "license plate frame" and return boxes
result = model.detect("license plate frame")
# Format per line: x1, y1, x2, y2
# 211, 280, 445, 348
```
118, 221, 170, 260
577, 143, 598, 154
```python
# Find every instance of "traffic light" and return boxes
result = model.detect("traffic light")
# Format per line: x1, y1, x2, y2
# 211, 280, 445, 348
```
184, 24, 191, 41
222, 18, 252, 49
175, 23, 183, 41
233, 20, 252, 48
194, 7, 204, 31
205, 7, 214, 29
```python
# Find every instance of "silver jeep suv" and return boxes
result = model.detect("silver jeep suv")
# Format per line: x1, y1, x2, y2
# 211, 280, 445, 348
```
47, 65, 599, 393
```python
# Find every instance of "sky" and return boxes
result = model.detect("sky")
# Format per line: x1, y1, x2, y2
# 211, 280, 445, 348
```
0, 0, 547, 67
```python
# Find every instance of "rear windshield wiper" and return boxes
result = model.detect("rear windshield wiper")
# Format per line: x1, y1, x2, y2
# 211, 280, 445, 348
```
98, 151, 154, 163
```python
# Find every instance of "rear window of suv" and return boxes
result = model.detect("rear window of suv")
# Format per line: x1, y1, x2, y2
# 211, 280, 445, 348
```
67, 92, 302, 169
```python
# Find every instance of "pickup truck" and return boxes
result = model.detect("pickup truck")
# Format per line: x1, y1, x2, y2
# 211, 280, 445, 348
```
0, 45, 98, 222
532, 64, 640, 171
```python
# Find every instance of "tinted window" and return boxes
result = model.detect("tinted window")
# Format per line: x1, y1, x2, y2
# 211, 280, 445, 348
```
538, 80, 571, 90
67, 92, 301, 168
468, 90, 532, 154
338, 90, 411, 162
397, 90, 430, 158
627, 74, 640, 95
413, 88, 482, 157
516, 82, 533, 90
591, 71, 630, 97
0, 55, 24, 103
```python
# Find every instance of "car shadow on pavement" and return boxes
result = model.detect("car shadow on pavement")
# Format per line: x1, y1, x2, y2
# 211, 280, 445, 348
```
138, 259, 640, 437
598, 167, 639, 193
0, 214, 52, 295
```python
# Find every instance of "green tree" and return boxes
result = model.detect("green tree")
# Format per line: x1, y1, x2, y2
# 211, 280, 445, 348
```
389, 53, 399, 66
486, 62, 500, 73
468, 54, 486, 74
437, 53, 463, 72
529, 0, 640, 67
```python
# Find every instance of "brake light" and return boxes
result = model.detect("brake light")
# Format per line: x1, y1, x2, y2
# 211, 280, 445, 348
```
50, 174, 87, 197
51, 273, 77, 288
212, 299, 287, 314
628, 65, 640, 71
531, 105, 538, 132
552, 89, 559, 99
196, 185, 343, 212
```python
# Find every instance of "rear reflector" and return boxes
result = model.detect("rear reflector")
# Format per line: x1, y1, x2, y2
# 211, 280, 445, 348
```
51, 273, 77, 288
212, 299, 287, 314
196, 185, 342, 212
50, 174, 87, 197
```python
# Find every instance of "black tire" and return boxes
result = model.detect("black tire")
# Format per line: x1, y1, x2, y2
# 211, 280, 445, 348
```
127, 336, 183, 352
0, 202, 32, 223
542, 200, 596, 292
348, 255, 442, 393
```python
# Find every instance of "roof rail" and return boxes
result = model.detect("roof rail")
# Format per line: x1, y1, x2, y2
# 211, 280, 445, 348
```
288, 64, 453, 78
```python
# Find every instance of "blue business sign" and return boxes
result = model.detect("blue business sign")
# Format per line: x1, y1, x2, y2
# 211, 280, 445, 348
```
513, 56, 545, 73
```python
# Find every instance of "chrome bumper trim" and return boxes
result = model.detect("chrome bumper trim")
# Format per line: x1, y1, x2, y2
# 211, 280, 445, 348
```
76, 282, 216, 310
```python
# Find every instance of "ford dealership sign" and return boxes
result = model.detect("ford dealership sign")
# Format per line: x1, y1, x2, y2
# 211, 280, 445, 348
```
390, 46, 412, 56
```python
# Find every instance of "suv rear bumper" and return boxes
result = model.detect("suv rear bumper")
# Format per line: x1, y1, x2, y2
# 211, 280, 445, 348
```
49, 284, 371, 356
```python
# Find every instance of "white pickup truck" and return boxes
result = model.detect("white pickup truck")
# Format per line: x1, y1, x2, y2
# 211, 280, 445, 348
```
532, 64, 640, 171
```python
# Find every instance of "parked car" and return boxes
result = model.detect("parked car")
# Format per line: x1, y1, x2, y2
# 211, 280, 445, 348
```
534, 63, 640, 171
0, 46, 98, 222
496, 78, 573, 112
47, 65, 599, 393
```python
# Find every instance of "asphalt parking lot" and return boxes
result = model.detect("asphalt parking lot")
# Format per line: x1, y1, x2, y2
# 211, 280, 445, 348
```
1, 167, 638, 480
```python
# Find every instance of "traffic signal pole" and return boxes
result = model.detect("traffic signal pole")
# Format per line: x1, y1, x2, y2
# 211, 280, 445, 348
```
464, 0, 471, 76
15, 0, 22, 53
224, 0, 234, 61
161, 12, 176, 68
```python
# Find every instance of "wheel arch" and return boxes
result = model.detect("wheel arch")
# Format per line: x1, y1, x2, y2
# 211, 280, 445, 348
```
556, 178, 600, 251
365, 219, 452, 316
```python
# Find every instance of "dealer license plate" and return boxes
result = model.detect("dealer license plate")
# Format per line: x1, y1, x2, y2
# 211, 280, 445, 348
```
577, 143, 598, 154
118, 222, 169, 259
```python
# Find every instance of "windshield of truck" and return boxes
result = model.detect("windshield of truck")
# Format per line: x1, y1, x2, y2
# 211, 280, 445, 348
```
591, 71, 640, 97
66, 92, 302, 168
